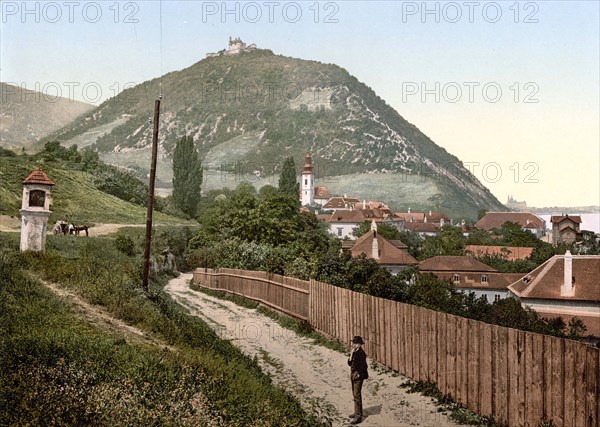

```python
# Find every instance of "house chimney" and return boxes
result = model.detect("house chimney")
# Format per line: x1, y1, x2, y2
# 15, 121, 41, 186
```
429, 210, 432, 215
408, 207, 411, 213
372, 231, 379, 260
363, 200, 366, 209
561, 250, 574, 296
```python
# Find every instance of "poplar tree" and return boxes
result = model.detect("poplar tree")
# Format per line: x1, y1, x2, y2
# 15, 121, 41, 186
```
278, 156, 299, 198
172, 136, 203, 217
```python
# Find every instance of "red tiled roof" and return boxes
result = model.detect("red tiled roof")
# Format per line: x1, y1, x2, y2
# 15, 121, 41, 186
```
508, 255, 600, 302
395, 212, 425, 222
419, 256, 497, 272
314, 186, 332, 199
425, 213, 450, 222
404, 222, 440, 233
551, 215, 582, 224
22, 167, 55, 186
322, 197, 361, 209
432, 272, 524, 290
474, 212, 545, 231
465, 245, 534, 261
351, 231, 418, 265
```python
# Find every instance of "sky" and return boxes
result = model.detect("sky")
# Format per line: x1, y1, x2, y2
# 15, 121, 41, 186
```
1, 0, 599, 208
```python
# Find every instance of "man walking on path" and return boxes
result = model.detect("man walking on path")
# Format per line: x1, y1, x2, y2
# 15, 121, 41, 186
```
348, 335, 368, 425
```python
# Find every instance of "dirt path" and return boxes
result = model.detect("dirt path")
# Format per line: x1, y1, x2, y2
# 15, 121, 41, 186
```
166, 274, 460, 427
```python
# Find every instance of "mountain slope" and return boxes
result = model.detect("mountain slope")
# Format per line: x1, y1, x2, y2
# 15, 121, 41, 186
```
44, 49, 506, 218
0, 83, 94, 148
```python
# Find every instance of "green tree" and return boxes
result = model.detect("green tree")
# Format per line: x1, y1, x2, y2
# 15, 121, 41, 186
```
172, 136, 203, 217
278, 156, 299, 199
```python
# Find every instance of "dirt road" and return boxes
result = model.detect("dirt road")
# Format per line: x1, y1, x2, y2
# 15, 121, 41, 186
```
166, 274, 460, 427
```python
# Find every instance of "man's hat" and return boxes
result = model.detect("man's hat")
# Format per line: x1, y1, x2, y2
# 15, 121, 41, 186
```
352, 336, 365, 344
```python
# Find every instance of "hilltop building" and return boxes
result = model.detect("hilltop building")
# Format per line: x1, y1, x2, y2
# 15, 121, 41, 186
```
506, 195, 527, 211
206, 37, 257, 58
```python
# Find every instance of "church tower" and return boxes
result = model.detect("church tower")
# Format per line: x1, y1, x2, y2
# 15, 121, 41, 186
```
301, 152, 314, 207
20, 167, 54, 252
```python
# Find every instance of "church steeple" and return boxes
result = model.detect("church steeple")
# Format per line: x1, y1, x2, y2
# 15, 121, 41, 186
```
301, 152, 314, 206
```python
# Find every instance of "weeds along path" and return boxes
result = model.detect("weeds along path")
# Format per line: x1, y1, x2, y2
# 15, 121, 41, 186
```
42, 280, 176, 352
166, 274, 460, 427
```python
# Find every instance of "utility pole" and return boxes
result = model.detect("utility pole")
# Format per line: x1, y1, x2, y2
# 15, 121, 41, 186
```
142, 97, 161, 292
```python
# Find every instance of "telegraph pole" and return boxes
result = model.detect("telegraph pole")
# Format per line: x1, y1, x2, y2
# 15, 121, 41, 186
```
142, 97, 161, 292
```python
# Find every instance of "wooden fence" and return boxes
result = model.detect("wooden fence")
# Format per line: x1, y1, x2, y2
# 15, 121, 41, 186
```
194, 268, 600, 427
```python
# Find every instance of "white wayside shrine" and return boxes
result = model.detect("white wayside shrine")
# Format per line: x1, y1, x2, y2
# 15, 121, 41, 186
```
20, 167, 55, 252
301, 152, 314, 207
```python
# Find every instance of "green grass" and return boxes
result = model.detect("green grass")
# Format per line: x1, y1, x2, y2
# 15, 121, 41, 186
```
0, 233, 325, 426
0, 156, 192, 225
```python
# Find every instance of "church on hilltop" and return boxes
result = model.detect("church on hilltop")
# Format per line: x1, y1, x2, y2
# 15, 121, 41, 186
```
206, 37, 257, 58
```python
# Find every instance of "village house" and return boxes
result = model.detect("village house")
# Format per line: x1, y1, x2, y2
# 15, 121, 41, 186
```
322, 207, 404, 240
347, 221, 418, 274
419, 256, 524, 303
550, 214, 582, 245
475, 212, 546, 238
508, 252, 600, 337
403, 221, 440, 237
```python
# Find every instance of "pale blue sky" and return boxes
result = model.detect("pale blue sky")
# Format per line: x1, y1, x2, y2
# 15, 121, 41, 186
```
1, 1, 599, 207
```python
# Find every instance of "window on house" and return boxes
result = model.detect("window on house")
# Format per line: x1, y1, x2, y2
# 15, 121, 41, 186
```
481, 275, 488, 283
305, 179, 307, 185
494, 294, 501, 302
452, 274, 460, 283
337, 228, 343, 237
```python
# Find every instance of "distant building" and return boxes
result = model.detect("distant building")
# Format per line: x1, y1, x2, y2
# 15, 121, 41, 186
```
551, 214, 582, 245
206, 37, 257, 58
465, 245, 534, 261
508, 252, 600, 337
419, 255, 524, 303
506, 195, 527, 211
403, 221, 440, 237
322, 196, 361, 211
475, 212, 546, 238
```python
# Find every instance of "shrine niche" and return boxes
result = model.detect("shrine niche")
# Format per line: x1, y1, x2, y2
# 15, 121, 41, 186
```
29, 190, 46, 208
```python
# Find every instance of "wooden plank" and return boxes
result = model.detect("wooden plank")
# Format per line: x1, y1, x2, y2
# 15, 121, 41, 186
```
479, 322, 492, 418
517, 330, 526, 426
551, 338, 565, 427
543, 335, 554, 421
456, 316, 468, 406
586, 347, 599, 427
437, 312, 447, 397
429, 310, 438, 383
467, 319, 480, 413
413, 306, 422, 381
385, 299, 393, 369
397, 303, 406, 375
407, 304, 414, 379
507, 328, 518, 427
391, 301, 399, 372
446, 314, 456, 401
563, 340, 576, 427
526, 333, 544, 426
574, 342, 587, 427
493, 326, 509, 425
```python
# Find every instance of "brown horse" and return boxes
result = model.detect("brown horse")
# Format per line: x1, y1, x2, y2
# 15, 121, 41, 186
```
71, 225, 89, 237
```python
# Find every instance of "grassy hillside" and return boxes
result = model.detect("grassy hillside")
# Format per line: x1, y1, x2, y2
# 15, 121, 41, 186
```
0, 231, 320, 425
0, 155, 189, 225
